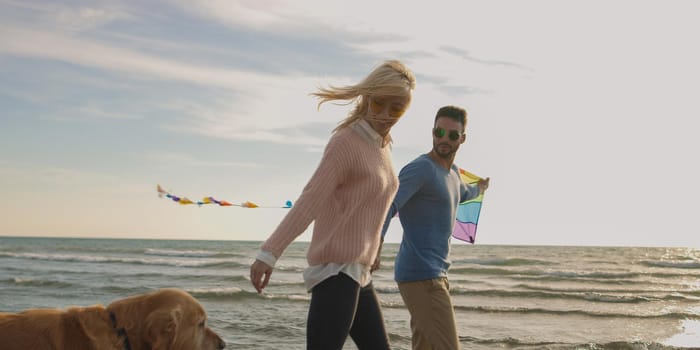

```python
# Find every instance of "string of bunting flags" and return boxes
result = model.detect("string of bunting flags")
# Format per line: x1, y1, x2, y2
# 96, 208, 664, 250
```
157, 185, 293, 209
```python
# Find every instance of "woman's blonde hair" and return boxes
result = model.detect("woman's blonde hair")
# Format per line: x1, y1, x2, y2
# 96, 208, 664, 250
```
311, 60, 416, 132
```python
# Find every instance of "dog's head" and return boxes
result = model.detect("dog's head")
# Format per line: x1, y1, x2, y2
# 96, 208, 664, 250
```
107, 288, 225, 350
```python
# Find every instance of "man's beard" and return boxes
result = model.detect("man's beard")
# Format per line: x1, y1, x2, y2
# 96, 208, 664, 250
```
433, 143, 455, 159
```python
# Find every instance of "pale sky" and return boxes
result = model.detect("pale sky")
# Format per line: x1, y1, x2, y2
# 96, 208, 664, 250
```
1, 0, 698, 247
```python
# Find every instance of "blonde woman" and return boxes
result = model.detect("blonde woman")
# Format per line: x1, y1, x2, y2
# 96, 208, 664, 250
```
250, 60, 416, 350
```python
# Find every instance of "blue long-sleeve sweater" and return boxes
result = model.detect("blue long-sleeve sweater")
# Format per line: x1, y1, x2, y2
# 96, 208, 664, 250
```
381, 154, 479, 282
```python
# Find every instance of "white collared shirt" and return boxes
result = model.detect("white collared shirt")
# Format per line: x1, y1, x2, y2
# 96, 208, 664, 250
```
353, 118, 392, 148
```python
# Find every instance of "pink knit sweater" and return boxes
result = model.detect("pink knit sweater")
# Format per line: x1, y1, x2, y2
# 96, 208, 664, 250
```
261, 124, 398, 266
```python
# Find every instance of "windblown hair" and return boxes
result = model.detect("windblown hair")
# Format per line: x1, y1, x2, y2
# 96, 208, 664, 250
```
435, 105, 468, 132
311, 60, 416, 132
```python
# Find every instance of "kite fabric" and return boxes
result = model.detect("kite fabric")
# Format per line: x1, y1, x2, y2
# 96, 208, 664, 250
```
157, 185, 292, 209
452, 169, 485, 244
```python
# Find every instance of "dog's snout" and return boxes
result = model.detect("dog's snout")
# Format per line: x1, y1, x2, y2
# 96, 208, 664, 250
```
208, 328, 226, 349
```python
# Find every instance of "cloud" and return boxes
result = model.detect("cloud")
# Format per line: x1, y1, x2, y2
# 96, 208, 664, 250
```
43, 104, 143, 121
170, 0, 406, 41
440, 45, 532, 71
0, 163, 117, 187
144, 152, 261, 168
2, 0, 133, 32
0, 24, 276, 90
147, 88, 336, 146
0, 0, 521, 148
55, 6, 133, 32
0, 19, 340, 144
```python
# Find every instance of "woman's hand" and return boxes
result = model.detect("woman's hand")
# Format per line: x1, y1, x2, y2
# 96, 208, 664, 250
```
250, 259, 273, 293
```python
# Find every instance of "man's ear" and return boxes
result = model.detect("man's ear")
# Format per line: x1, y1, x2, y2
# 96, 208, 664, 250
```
146, 305, 182, 350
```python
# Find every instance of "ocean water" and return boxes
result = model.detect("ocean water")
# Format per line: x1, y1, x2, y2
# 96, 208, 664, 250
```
0, 237, 699, 350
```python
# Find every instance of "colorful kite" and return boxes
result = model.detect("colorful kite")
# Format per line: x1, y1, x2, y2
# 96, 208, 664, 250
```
452, 169, 485, 244
157, 185, 292, 209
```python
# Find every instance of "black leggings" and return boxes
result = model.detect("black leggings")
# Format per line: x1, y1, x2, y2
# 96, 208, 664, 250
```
307, 273, 390, 350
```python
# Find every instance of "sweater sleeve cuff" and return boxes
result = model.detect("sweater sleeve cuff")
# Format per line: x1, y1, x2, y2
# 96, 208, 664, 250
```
256, 250, 277, 268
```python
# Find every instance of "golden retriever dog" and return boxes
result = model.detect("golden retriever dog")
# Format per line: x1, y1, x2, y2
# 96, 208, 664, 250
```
0, 288, 226, 350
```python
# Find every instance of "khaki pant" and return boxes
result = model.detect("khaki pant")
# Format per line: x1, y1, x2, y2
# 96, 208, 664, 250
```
398, 278, 460, 350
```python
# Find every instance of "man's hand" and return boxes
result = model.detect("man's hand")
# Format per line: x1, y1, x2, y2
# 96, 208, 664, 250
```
478, 177, 490, 194
371, 240, 384, 272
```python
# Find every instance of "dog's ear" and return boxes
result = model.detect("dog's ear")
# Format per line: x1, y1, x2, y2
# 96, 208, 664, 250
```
68, 306, 118, 349
146, 305, 182, 350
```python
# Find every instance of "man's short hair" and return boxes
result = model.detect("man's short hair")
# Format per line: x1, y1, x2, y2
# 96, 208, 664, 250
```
434, 105, 467, 131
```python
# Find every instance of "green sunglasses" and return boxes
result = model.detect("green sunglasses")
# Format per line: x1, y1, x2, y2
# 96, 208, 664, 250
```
433, 127, 463, 141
